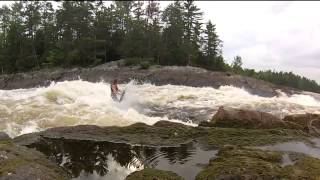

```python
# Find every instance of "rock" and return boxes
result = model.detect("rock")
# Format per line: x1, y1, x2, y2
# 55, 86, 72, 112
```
125, 168, 184, 180
195, 146, 320, 180
195, 146, 284, 180
283, 113, 320, 133
199, 106, 285, 129
14, 119, 310, 150
0, 132, 10, 141
13, 121, 200, 147
0, 140, 68, 180
0, 62, 302, 97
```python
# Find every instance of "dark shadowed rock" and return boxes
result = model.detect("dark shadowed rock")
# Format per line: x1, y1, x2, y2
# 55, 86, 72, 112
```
0, 140, 68, 180
0, 132, 10, 141
126, 168, 184, 180
0, 62, 301, 97
199, 106, 286, 129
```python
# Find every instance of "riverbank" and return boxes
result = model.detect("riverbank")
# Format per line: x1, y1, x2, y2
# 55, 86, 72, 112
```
2, 109, 320, 180
0, 60, 301, 97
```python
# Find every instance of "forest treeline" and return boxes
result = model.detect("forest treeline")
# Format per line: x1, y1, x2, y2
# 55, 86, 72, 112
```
0, 1, 319, 93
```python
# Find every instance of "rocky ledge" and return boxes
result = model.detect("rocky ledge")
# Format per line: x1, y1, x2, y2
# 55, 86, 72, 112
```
0, 138, 68, 180
13, 107, 319, 148
3, 107, 320, 180
0, 61, 301, 97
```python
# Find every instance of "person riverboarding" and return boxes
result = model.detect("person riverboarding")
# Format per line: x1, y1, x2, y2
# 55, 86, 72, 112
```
110, 79, 125, 102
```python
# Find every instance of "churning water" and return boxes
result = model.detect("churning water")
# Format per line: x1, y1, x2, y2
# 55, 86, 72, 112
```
1, 79, 320, 137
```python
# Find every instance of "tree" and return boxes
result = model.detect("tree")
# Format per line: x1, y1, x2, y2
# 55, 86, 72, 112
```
161, 1, 186, 65
203, 20, 221, 57
146, 0, 161, 62
232, 55, 243, 72
120, 1, 148, 58
183, 0, 203, 65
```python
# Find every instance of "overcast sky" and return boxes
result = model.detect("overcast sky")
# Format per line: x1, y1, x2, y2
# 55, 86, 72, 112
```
1, 1, 319, 83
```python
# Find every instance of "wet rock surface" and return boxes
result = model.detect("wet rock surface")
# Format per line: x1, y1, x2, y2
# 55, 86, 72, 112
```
0, 61, 300, 97
0, 140, 68, 180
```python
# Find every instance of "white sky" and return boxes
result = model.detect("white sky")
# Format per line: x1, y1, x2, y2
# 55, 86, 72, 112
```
1, 1, 320, 83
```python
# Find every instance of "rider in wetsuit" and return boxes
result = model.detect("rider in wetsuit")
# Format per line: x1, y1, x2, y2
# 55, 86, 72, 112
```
110, 79, 121, 101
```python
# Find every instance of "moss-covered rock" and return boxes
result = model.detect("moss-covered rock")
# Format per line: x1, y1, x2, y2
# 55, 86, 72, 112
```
14, 120, 312, 148
199, 127, 310, 147
14, 121, 203, 147
0, 140, 68, 179
195, 146, 284, 180
125, 168, 184, 180
283, 156, 320, 179
199, 106, 286, 129
196, 146, 320, 180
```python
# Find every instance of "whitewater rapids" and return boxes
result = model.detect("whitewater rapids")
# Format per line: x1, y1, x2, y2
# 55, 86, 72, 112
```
0, 80, 320, 137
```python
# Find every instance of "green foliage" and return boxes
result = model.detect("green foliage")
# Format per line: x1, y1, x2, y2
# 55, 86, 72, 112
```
0, 1, 318, 93
230, 56, 320, 93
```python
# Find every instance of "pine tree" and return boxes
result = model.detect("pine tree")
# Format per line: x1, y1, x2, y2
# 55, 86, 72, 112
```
146, 0, 161, 62
183, 0, 203, 65
161, 1, 186, 65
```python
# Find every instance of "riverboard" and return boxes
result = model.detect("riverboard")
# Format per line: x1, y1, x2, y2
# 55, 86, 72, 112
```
119, 90, 126, 102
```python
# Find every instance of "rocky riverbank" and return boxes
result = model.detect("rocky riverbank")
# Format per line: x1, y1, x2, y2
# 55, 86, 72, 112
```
2, 107, 320, 179
0, 137, 68, 180
0, 60, 300, 97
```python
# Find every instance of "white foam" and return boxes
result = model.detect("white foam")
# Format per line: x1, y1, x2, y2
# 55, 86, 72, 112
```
0, 79, 319, 137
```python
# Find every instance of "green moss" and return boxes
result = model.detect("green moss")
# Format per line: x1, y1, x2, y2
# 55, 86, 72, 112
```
97, 120, 312, 148
103, 121, 203, 146
0, 140, 11, 149
196, 146, 320, 180
126, 168, 184, 180
0, 140, 68, 179
199, 127, 311, 147
195, 147, 284, 180
283, 157, 320, 179
0, 158, 27, 174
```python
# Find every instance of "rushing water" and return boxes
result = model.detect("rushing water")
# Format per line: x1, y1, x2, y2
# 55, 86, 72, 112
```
28, 138, 217, 180
1, 79, 320, 137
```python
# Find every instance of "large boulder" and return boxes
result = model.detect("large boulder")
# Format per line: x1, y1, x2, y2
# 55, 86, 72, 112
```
0, 132, 10, 141
199, 106, 285, 129
283, 113, 320, 133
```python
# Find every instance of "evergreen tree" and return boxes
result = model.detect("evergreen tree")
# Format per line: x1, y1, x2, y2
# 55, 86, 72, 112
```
183, 0, 203, 65
232, 55, 243, 73
146, 0, 161, 62
0, 1, 318, 93
161, 1, 186, 65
